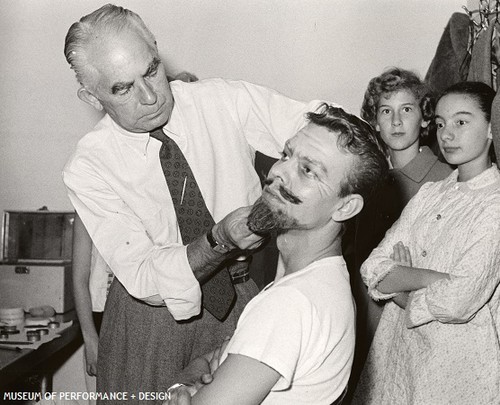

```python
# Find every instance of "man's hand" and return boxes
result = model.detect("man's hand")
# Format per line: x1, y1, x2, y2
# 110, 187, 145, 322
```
176, 357, 213, 393
390, 241, 412, 267
213, 206, 265, 251
188, 206, 264, 283
163, 357, 214, 404
163, 385, 192, 405
84, 336, 99, 376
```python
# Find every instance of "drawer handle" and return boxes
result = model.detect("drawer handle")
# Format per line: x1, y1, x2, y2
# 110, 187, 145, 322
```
14, 266, 30, 274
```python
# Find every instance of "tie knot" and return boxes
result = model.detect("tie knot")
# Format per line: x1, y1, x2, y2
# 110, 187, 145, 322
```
150, 127, 167, 142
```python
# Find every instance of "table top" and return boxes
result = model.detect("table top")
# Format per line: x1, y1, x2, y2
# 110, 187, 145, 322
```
0, 311, 80, 389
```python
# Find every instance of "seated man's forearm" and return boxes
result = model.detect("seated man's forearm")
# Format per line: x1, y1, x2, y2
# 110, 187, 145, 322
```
377, 265, 450, 294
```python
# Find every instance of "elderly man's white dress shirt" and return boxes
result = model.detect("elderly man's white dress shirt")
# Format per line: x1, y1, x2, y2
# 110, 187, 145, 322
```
63, 78, 323, 320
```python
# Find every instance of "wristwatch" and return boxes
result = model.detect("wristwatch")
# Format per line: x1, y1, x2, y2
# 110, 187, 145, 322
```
166, 383, 187, 395
207, 228, 232, 254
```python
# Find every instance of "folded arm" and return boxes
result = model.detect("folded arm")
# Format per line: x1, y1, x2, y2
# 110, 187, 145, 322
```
407, 209, 500, 327
377, 265, 450, 294
166, 354, 280, 405
361, 184, 434, 301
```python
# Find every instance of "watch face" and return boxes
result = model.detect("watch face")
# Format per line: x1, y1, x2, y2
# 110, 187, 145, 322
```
213, 244, 230, 254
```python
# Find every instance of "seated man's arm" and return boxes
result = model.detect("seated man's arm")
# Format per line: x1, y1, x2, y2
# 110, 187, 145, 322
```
195, 354, 280, 404
168, 287, 322, 405
167, 354, 280, 405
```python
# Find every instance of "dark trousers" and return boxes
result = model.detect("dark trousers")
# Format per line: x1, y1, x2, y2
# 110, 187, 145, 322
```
97, 278, 258, 404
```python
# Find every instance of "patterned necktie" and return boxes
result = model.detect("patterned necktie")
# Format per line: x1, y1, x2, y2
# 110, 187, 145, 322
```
150, 128, 236, 321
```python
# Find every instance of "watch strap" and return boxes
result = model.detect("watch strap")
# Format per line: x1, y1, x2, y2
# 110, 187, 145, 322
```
207, 228, 232, 253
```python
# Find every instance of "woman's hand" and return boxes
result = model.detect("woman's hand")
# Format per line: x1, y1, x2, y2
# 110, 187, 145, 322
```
391, 241, 412, 267
392, 291, 411, 309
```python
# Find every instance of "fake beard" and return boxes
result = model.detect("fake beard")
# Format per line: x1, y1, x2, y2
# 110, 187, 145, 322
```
247, 197, 298, 235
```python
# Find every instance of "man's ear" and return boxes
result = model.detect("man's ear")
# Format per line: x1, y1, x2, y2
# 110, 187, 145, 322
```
77, 87, 103, 111
332, 194, 364, 222
421, 120, 430, 129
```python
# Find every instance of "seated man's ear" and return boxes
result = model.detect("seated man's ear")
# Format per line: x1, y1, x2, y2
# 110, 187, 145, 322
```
332, 194, 364, 222
77, 87, 103, 111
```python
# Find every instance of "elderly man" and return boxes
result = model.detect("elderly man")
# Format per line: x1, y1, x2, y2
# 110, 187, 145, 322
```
165, 104, 388, 405
62, 4, 323, 400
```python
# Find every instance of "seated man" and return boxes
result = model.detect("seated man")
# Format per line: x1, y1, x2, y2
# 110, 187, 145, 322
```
165, 104, 388, 405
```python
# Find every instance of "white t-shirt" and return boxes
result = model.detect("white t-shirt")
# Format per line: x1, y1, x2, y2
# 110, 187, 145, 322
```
221, 256, 355, 404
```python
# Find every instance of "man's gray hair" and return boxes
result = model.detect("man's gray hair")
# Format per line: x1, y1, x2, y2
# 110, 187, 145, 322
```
64, 4, 157, 87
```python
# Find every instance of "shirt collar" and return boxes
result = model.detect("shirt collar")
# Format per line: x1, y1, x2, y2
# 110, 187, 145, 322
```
264, 255, 346, 290
394, 146, 438, 183
443, 164, 499, 193
105, 114, 158, 155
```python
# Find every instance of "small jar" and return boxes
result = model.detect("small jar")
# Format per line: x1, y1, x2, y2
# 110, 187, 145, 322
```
26, 330, 41, 342
0, 307, 25, 328
48, 321, 60, 329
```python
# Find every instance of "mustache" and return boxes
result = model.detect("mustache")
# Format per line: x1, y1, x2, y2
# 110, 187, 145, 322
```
263, 179, 302, 205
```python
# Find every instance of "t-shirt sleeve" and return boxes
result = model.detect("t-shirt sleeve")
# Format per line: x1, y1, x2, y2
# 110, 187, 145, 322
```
223, 286, 311, 391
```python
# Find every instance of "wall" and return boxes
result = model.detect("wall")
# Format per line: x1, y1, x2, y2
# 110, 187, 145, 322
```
0, 0, 464, 394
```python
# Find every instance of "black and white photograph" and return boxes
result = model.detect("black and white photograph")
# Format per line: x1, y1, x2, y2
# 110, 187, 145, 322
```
1, 1, 499, 404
